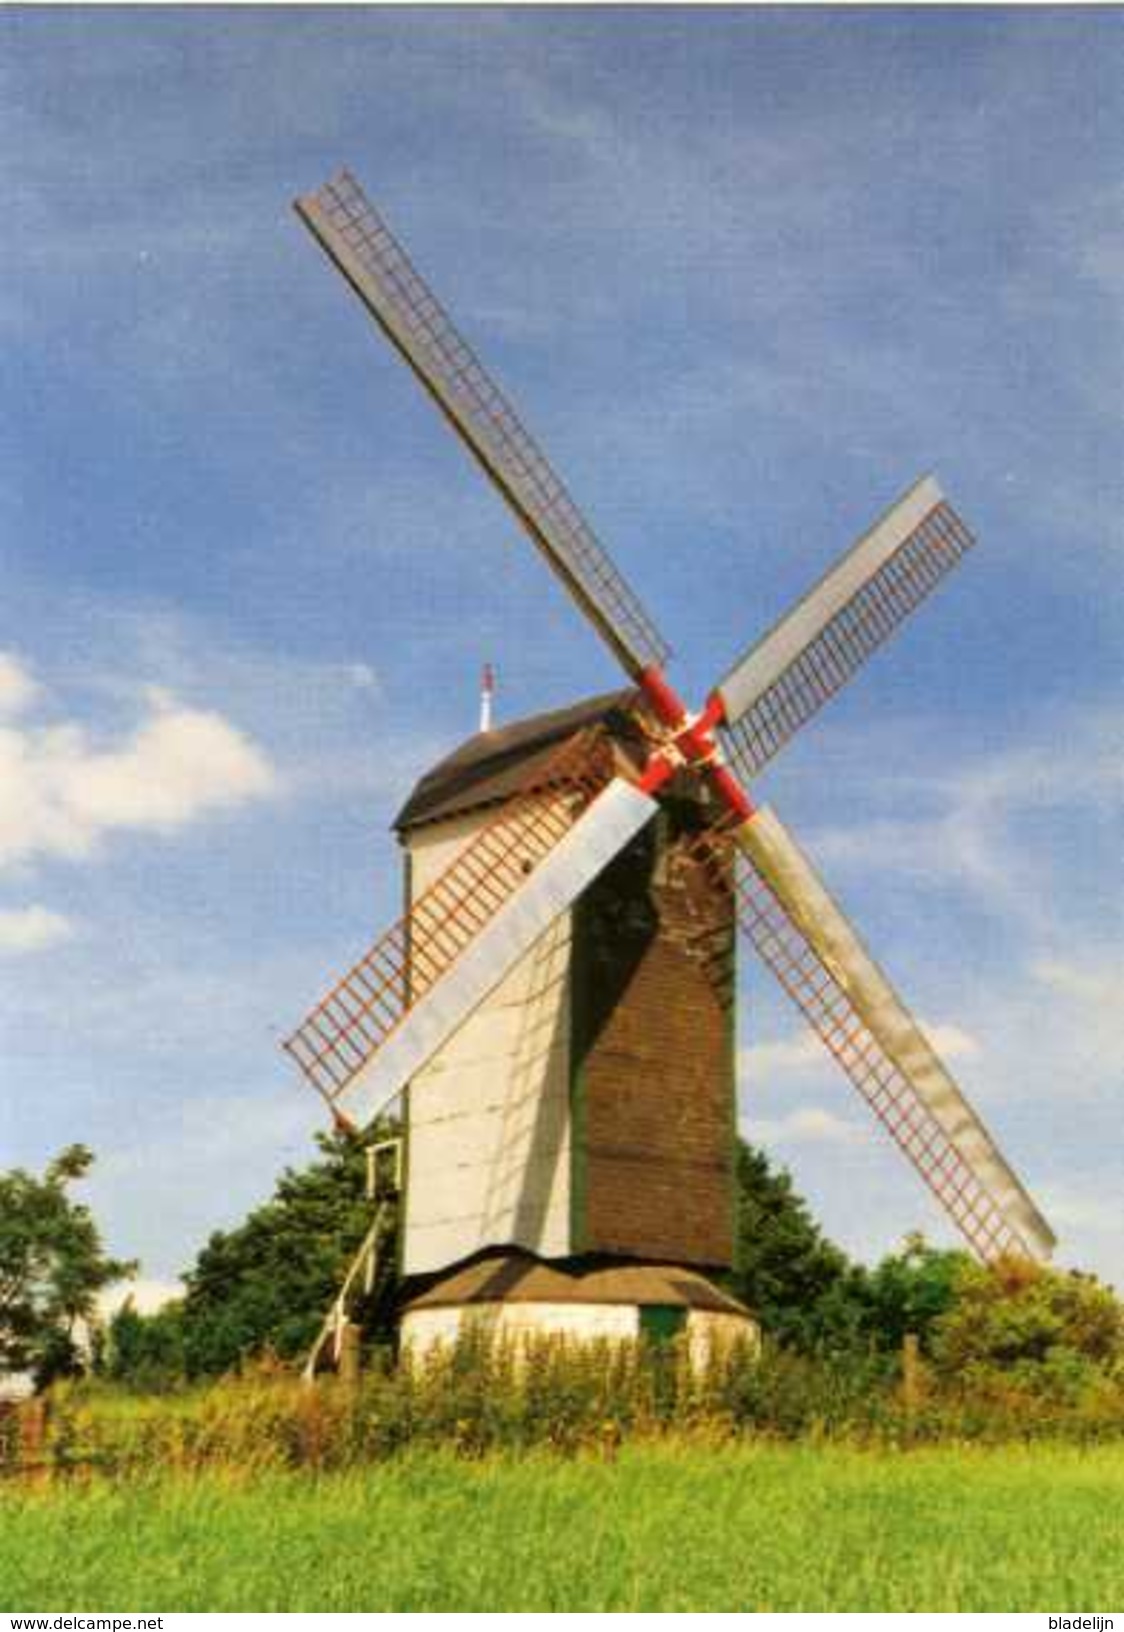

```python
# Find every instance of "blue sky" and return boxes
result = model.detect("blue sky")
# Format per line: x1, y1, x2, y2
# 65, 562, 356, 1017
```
3, 6, 1121, 1303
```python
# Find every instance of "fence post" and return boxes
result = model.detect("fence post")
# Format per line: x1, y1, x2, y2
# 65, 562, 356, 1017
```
19, 1398, 47, 1471
901, 1331, 922, 1427
339, 1321, 361, 1391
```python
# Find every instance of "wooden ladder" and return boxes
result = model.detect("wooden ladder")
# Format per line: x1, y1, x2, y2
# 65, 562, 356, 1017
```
302, 1199, 393, 1383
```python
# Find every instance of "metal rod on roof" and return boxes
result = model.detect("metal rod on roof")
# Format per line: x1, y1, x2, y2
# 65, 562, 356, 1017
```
479, 663, 495, 733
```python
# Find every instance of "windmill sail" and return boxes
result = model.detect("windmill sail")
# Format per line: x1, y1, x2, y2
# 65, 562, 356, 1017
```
715, 477, 974, 781
694, 809, 1054, 1262
287, 766, 657, 1132
285, 728, 617, 1108
294, 172, 669, 680
289, 168, 1056, 1272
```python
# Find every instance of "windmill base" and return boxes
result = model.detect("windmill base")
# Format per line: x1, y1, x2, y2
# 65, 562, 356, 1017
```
398, 1250, 757, 1367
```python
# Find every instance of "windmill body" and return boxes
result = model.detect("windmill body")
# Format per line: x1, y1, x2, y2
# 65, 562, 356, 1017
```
394, 695, 751, 1351
396, 694, 736, 1277
285, 171, 1055, 1366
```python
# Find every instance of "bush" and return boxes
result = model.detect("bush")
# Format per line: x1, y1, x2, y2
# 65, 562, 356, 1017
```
23, 1281, 1124, 1480
22, 1336, 913, 1473
932, 1257, 1123, 1380
105, 1301, 187, 1393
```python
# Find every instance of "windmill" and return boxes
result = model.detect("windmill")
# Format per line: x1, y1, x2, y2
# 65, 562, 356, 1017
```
285, 171, 1054, 1360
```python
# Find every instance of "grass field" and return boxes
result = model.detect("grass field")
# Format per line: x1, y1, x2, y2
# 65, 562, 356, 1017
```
3, 1441, 1124, 1611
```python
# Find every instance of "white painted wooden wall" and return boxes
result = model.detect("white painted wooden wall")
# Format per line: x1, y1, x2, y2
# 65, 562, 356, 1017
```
402, 810, 576, 1276
400, 1302, 758, 1368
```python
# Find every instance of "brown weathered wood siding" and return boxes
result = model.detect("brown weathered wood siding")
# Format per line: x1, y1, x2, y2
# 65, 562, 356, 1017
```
571, 805, 736, 1269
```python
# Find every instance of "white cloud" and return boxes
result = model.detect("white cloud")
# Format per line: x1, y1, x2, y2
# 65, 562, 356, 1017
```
748, 1106, 870, 1148
919, 1022, 981, 1062
0, 652, 39, 718
0, 672, 277, 872
88, 1089, 327, 1279
60, 690, 275, 831
739, 1034, 822, 1078
347, 662, 380, 695
1031, 957, 1122, 1009
741, 1019, 978, 1084
1026, 953, 1124, 1082
0, 905, 76, 955
98, 1278, 183, 1319
800, 702, 1124, 937
1040, 1190, 1122, 1239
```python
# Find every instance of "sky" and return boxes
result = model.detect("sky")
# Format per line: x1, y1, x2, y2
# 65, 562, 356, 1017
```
2, 5, 1121, 1306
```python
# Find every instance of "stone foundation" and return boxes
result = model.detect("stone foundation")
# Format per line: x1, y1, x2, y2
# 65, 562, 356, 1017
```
398, 1251, 758, 1369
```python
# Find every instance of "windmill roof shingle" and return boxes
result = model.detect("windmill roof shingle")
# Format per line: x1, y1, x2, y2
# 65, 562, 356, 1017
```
401, 1251, 751, 1316
393, 688, 639, 833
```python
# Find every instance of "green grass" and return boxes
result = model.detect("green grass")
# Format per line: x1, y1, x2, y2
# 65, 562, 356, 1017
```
3, 1442, 1124, 1611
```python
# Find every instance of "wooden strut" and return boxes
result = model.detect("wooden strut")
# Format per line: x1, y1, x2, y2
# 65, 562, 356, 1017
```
303, 1199, 394, 1383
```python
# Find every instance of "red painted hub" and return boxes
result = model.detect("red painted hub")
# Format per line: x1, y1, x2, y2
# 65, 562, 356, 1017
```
636, 667, 754, 820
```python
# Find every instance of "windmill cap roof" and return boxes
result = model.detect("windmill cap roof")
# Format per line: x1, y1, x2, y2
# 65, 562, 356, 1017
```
393, 688, 639, 833
401, 1251, 752, 1316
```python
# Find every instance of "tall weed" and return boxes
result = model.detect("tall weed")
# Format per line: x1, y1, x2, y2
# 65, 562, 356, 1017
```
22, 1331, 1124, 1478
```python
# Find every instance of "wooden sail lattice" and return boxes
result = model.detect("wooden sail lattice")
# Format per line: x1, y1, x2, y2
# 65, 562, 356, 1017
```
688, 827, 1034, 1264
288, 166, 1054, 1270
297, 172, 669, 677
720, 500, 974, 781
284, 728, 616, 1111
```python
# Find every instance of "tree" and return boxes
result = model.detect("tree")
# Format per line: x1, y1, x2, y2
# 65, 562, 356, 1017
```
931, 1255, 1124, 1392
859, 1232, 970, 1355
0, 1145, 135, 1388
105, 1298, 186, 1392
177, 1126, 399, 1378
727, 1139, 866, 1351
